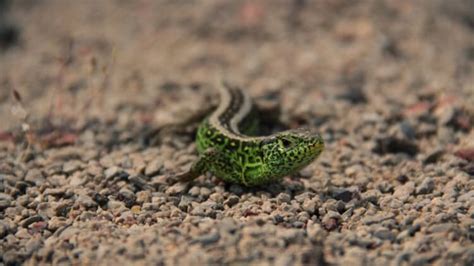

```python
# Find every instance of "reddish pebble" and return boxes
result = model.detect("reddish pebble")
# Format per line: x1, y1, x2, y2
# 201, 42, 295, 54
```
454, 148, 474, 162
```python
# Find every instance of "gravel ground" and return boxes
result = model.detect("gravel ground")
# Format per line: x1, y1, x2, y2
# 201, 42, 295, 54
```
1, 0, 474, 265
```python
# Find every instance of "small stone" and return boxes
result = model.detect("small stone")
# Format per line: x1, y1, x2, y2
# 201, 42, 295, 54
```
276, 193, 291, 204
119, 188, 136, 207
142, 202, 162, 211
306, 221, 326, 240
55, 202, 72, 217
45, 164, 63, 176
104, 166, 120, 179
136, 191, 151, 203
108, 200, 126, 212
128, 175, 152, 190
422, 148, 445, 164
334, 189, 354, 202
299, 167, 313, 178
150, 175, 168, 186
436, 105, 457, 125
178, 196, 193, 212
410, 252, 439, 266
190, 201, 217, 218
145, 158, 163, 176
43, 187, 66, 197
77, 195, 97, 208
24, 238, 42, 255
209, 192, 224, 203
189, 186, 200, 197
190, 231, 220, 245
373, 227, 395, 241
302, 199, 316, 213
396, 175, 409, 184
48, 216, 69, 231
86, 163, 103, 177
393, 181, 415, 202
341, 247, 368, 266
322, 211, 340, 230
398, 121, 416, 139
16, 227, 31, 238
24, 169, 45, 185
344, 164, 364, 176
69, 172, 86, 186
322, 217, 338, 231
63, 160, 82, 174
2, 250, 22, 266
165, 182, 189, 195
92, 192, 109, 207
427, 223, 458, 234
218, 217, 238, 233
416, 177, 435, 195
21, 215, 44, 228
131, 205, 141, 214
396, 230, 411, 241
224, 196, 239, 208
377, 182, 394, 193
0, 222, 8, 238
362, 213, 395, 225
373, 137, 418, 156
0, 193, 11, 210
200, 187, 212, 197
454, 147, 474, 162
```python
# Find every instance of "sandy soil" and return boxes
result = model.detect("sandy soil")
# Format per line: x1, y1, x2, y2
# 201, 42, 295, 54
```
1, 0, 473, 265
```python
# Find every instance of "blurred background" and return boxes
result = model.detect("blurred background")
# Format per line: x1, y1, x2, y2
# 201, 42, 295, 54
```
1, 0, 473, 131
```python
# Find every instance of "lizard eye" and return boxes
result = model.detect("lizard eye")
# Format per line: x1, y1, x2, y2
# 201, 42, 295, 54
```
281, 138, 293, 148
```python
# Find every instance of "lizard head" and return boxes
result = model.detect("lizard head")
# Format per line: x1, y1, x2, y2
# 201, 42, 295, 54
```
261, 128, 324, 179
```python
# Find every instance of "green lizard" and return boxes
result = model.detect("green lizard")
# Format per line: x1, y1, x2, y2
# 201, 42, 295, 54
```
176, 82, 324, 186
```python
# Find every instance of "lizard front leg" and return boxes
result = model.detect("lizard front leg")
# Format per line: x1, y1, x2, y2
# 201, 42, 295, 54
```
174, 148, 221, 182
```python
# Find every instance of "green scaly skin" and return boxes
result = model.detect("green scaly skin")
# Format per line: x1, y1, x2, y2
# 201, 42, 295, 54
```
176, 83, 324, 187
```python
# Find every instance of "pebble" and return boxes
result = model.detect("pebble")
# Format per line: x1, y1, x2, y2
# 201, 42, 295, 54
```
333, 189, 355, 202
422, 148, 445, 164
191, 201, 218, 218
427, 223, 458, 234
24, 169, 45, 185
178, 196, 193, 212
107, 200, 126, 212
224, 195, 239, 207
416, 177, 435, 195
47, 216, 69, 231
188, 186, 201, 197
76, 195, 97, 209
69, 172, 87, 186
393, 181, 415, 202
373, 227, 395, 241
119, 188, 137, 206
104, 166, 121, 179
144, 158, 163, 176
200, 187, 212, 197
0, 193, 12, 210
190, 231, 220, 245
136, 191, 151, 203
302, 199, 316, 214
43, 188, 66, 197
63, 160, 82, 174
20, 215, 44, 228
0, 222, 8, 238
362, 213, 395, 225
276, 193, 291, 204
165, 182, 189, 195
